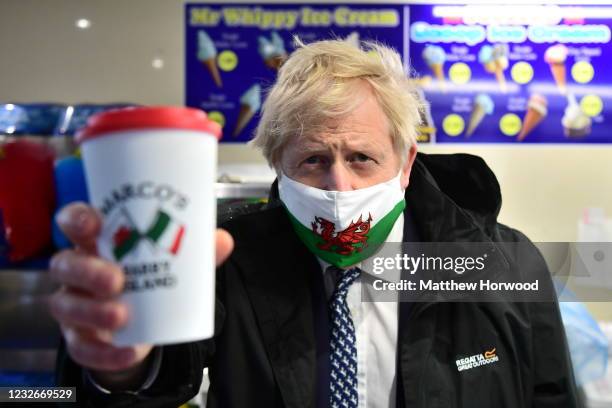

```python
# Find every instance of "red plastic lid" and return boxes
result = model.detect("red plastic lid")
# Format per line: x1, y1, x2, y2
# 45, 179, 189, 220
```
76, 106, 222, 143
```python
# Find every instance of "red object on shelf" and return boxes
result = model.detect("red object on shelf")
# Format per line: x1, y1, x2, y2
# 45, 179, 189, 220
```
0, 140, 56, 262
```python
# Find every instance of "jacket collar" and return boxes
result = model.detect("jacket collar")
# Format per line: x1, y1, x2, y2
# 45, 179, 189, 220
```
407, 152, 502, 239
406, 155, 510, 282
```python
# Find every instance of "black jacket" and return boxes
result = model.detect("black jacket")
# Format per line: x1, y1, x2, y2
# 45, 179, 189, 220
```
56, 153, 578, 407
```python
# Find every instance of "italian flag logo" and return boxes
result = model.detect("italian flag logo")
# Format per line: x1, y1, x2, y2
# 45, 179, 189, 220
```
145, 210, 186, 255
108, 207, 186, 261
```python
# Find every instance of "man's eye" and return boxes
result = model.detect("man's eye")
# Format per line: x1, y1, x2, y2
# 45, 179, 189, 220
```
304, 156, 322, 165
352, 153, 372, 163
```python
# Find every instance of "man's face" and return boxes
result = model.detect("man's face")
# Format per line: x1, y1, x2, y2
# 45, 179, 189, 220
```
280, 84, 417, 191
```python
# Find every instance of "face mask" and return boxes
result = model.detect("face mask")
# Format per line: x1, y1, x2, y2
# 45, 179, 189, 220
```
279, 171, 406, 268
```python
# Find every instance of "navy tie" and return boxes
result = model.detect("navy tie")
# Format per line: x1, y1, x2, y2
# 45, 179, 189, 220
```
328, 266, 361, 408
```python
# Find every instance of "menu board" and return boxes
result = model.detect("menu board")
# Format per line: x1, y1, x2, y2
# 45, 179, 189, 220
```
185, 3, 612, 144
185, 3, 412, 143
409, 4, 612, 143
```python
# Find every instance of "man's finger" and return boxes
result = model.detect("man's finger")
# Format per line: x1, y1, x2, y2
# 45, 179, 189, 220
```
49, 250, 124, 298
49, 290, 129, 331
216, 229, 234, 267
56, 202, 102, 253
63, 327, 152, 372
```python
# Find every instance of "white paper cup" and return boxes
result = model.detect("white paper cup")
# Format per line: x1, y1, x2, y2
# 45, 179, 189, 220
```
77, 106, 222, 346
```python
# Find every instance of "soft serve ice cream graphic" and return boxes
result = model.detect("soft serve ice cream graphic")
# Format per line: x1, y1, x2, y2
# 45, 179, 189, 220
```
422, 45, 447, 92
233, 84, 262, 138
478, 44, 510, 93
198, 30, 222, 88
518, 94, 548, 142
562, 94, 592, 138
544, 44, 569, 95
466, 94, 495, 137
257, 32, 287, 70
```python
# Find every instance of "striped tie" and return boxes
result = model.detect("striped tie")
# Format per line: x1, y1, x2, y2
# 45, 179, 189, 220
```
328, 266, 361, 408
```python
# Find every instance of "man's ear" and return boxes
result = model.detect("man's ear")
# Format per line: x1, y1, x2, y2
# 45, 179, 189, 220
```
400, 144, 418, 190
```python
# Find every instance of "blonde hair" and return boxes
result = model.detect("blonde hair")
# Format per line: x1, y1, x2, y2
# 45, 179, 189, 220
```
250, 38, 422, 168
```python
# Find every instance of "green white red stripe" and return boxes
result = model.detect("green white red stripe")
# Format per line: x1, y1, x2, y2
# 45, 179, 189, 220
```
146, 210, 186, 255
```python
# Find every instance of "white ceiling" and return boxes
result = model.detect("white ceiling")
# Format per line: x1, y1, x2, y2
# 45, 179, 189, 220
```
0, 0, 186, 105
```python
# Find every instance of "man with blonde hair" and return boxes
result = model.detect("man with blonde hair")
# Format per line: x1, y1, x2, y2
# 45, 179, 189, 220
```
52, 39, 577, 407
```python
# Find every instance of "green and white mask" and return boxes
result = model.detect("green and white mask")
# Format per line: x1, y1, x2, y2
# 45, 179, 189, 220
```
278, 172, 406, 268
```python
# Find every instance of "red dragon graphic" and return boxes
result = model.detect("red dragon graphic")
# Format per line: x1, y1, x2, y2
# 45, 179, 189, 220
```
311, 213, 373, 255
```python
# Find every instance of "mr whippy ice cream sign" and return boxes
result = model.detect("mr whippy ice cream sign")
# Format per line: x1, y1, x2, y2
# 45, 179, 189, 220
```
185, 3, 412, 142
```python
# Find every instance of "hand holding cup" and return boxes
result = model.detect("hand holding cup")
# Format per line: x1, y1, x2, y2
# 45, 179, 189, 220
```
49, 202, 233, 385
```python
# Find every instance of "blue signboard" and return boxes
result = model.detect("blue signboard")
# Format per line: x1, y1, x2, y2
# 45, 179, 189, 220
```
409, 4, 612, 143
186, 3, 612, 144
185, 4, 413, 142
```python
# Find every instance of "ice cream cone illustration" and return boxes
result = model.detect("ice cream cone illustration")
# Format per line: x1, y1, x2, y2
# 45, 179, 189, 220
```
494, 67, 506, 92
198, 30, 222, 88
562, 93, 592, 138
545, 44, 569, 95
422, 45, 446, 92
518, 94, 548, 141
493, 44, 509, 92
233, 84, 262, 138
258, 32, 287, 71
479, 44, 509, 92
466, 94, 494, 137
479, 46, 494, 68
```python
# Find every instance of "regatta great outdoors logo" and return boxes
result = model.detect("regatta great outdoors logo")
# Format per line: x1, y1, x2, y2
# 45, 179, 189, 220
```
456, 348, 499, 372
100, 181, 189, 292
311, 213, 373, 255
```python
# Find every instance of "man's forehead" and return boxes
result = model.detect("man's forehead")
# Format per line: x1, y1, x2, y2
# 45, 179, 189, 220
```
292, 111, 391, 152
295, 131, 382, 151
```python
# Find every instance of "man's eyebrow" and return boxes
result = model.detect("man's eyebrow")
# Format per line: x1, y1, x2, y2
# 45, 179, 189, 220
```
343, 139, 383, 153
294, 135, 384, 153
297, 143, 329, 153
